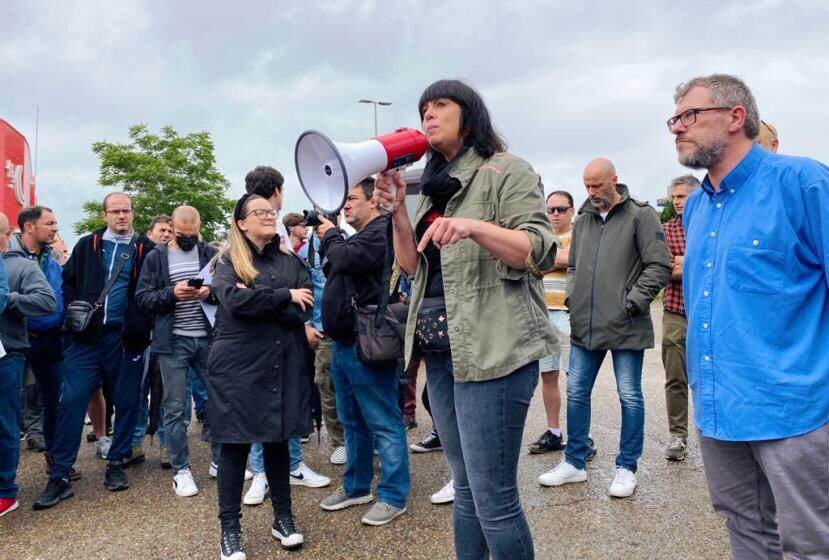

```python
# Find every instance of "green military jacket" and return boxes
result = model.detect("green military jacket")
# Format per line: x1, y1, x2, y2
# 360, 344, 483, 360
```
404, 148, 560, 382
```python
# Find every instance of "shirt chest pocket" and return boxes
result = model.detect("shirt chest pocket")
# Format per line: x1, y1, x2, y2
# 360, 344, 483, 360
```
726, 237, 787, 295
449, 201, 496, 262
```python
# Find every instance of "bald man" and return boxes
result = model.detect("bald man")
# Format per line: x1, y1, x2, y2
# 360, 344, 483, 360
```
539, 158, 671, 499
757, 120, 779, 153
136, 205, 221, 498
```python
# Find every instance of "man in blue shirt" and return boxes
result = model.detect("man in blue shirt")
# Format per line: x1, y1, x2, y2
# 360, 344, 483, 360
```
670, 73, 829, 559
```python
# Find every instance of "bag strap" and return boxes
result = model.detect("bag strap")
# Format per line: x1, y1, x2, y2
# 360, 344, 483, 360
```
94, 238, 137, 308
373, 217, 396, 328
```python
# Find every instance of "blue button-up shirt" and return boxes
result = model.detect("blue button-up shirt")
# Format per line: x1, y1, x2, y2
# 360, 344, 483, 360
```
683, 143, 829, 441
298, 237, 326, 331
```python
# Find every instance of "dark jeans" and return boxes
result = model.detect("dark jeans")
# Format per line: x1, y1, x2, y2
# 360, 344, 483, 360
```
0, 354, 26, 499
424, 353, 538, 560
218, 441, 291, 530
23, 331, 64, 451
330, 342, 410, 509
50, 331, 145, 479
564, 345, 645, 472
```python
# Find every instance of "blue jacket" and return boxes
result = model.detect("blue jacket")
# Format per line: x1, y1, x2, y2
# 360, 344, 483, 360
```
9, 235, 64, 332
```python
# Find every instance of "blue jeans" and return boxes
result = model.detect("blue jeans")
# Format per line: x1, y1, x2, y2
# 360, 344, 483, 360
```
330, 342, 409, 509
424, 353, 538, 560
564, 345, 645, 471
50, 331, 145, 479
157, 335, 219, 471
249, 439, 302, 474
133, 352, 171, 447
0, 355, 26, 499
189, 367, 208, 417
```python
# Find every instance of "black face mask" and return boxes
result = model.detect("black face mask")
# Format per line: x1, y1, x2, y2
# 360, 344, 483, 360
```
176, 235, 198, 251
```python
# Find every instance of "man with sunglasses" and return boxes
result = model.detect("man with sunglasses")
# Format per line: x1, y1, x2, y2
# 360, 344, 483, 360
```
670, 74, 829, 558
757, 120, 779, 153
35, 193, 154, 509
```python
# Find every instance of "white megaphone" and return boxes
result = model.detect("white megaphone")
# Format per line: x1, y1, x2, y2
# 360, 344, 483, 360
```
294, 127, 429, 214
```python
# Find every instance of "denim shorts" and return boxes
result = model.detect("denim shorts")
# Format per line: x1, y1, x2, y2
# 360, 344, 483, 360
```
539, 309, 570, 372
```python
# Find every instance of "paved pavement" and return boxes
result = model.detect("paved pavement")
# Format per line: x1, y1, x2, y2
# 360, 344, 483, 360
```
2, 305, 730, 559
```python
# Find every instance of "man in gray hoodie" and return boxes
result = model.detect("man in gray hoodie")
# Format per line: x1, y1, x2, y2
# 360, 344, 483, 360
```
0, 211, 56, 517
538, 158, 671, 499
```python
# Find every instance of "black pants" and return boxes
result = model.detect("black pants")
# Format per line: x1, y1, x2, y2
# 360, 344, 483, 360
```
218, 441, 291, 530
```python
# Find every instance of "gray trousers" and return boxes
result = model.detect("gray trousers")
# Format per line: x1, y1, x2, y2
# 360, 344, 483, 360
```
158, 335, 220, 472
700, 423, 829, 560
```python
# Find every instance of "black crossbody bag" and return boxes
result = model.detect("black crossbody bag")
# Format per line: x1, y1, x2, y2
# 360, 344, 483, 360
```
64, 240, 135, 335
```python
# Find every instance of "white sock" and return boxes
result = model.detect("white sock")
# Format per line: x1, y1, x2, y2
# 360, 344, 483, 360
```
547, 428, 562, 437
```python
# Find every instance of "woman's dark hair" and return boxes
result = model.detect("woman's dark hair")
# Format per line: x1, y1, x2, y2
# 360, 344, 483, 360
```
546, 190, 574, 208
418, 79, 506, 159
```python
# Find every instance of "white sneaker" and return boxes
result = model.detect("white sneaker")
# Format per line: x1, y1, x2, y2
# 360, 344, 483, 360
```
95, 436, 112, 460
173, 468, 199, 497
538, 460, 588, 487
209, 462, 218, 478
244, 468, 253, 481
243, 473, 269, 506
430, 480, 455, 504
290, 462, 331, 488
329, 446, 347, 465
608, 467, 637, 498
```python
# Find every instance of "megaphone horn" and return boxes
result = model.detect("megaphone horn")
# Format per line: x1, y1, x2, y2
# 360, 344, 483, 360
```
295, 127, 429, 215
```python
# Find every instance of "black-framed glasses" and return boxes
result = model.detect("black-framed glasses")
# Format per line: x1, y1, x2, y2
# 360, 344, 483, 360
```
243, 208, 278, 221
547, 206, 571, 215
105, 209, 132, 215
667, 107, 731, 130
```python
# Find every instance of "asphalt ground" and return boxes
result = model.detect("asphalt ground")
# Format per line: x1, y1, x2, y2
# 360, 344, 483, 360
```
2, 305, 730, 559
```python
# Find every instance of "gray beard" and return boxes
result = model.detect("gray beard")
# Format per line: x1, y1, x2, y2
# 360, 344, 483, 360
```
589, 193, 614, 210
679, 140, 727, 170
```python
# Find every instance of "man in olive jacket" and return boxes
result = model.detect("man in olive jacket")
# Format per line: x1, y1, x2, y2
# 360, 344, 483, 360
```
539, 158, 670, 499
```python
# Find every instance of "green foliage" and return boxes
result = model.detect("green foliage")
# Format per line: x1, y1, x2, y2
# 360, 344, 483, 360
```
74, 124, 235, 241
659, 200, 677, 223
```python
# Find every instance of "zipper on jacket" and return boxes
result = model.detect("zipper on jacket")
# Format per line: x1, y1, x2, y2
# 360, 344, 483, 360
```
587, 219, 605, 348
103, 244, 119, 325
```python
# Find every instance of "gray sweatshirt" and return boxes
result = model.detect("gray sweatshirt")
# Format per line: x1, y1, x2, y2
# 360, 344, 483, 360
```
0, 251, 57, 352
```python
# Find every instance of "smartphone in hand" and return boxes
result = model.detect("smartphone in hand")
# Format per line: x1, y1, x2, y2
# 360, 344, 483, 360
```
187, 278, 204, 289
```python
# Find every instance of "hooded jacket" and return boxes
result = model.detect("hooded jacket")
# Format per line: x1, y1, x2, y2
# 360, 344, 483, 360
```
0, 251, 57, 352
7, 234, 64, 333
62, 227, 155, 351
566, 184, 671, 350
136, 240, 218, 354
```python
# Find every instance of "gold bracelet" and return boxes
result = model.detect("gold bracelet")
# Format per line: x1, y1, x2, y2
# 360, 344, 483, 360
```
525, 253, 543, 279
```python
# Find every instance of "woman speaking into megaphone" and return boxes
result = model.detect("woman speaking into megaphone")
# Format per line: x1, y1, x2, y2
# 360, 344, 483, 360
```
374, 79, 558, 560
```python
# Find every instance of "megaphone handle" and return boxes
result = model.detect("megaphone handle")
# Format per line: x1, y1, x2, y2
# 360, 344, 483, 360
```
380, 170, 398, 214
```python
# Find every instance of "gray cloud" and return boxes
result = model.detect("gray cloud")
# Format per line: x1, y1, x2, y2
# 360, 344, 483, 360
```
4, 0, 827, 243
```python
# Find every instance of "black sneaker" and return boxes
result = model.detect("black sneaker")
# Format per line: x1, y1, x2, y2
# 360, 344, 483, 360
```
220, 527, 245, 560
527, 430, 565, 454
586, 437, 598, 462
104, 461, 130, 492
410, 430, 442, 453
33, 477, 74, 510
27, 436, 46, 452
86, 432, 98, 443
272, 511, 304, 550
403, 417, 418, 431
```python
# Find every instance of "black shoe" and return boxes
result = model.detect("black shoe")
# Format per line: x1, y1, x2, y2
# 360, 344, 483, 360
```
33, 477, 73, 510
272, 511, 304, 550
403, 417, 418, 431
104, 461, 130, 491
527, 430, 565, 454
586, 437, 598, 462
220, 527, 245, 560
195, 409, 206, 423
86, 432, 98, 443
410, 430, 442, 453
26, 436, 47, 452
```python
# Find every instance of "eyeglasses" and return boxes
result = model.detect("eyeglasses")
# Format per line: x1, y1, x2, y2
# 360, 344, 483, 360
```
666, 107, 731, 130
546, 206, 571, 215
243, 208, 278, 221
105, 209, 132, 216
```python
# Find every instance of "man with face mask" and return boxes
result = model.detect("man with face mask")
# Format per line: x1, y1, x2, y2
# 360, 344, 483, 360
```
135, 205, 221, 497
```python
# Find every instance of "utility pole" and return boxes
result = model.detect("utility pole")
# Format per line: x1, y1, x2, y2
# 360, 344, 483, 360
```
358, 99, 392, 136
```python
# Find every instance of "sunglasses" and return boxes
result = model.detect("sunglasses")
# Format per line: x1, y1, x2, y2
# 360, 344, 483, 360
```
546, 206, 571, 215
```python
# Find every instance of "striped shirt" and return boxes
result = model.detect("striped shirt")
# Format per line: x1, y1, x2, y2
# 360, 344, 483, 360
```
168, 246, 207, 337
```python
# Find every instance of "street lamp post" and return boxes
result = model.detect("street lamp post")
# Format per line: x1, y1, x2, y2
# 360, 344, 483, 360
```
358, 99, 392, 136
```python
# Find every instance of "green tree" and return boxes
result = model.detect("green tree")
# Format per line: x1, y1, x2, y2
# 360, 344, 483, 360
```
74, 124, 235, 241
659, 200, 677, 223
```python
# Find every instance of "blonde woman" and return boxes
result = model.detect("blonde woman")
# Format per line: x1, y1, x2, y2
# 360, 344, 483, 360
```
208, 194, 314, 559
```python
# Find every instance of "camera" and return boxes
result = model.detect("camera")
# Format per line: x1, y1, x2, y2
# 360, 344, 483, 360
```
302, 209, 337, 228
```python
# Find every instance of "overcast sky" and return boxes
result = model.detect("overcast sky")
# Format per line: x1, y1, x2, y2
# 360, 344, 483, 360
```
4, 1, 828, 244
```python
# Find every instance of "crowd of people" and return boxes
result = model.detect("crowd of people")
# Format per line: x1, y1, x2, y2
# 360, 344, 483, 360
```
0, 72, 827, 560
